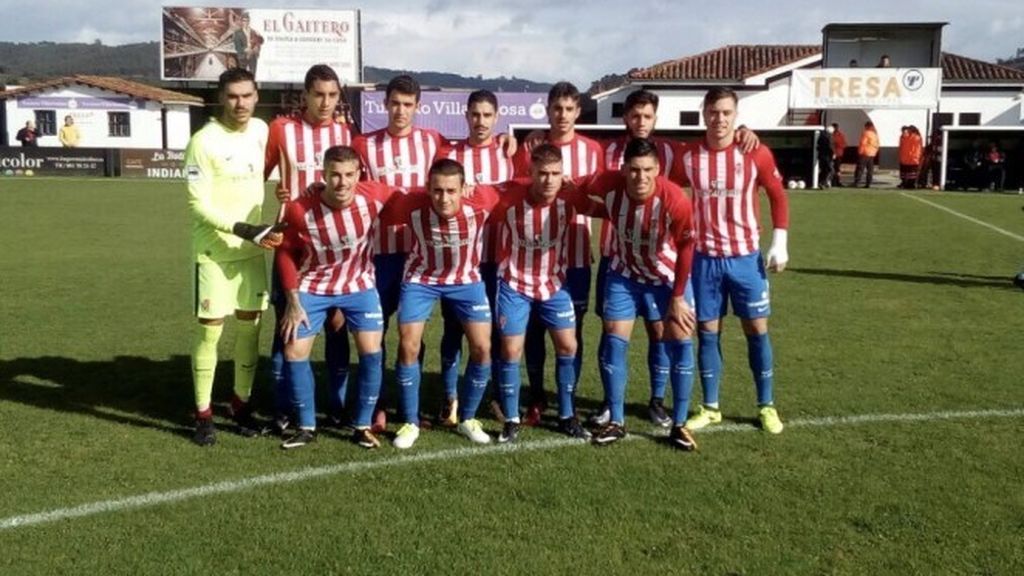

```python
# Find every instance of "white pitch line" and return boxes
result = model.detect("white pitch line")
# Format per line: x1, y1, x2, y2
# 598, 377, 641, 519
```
1, 407, 1022, 532
900, 192, 1024, 242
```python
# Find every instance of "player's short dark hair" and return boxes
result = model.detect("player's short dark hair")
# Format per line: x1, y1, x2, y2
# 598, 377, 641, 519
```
531, 143, 563, 166
429, 158, 466, 184
702, 86, 738, 109
386, 75, 421, 103
218, 67, 256, 93
323, 145, 361, 169
624, 89, 659, 112
467, 89, 498, 110
831, 122, 840, 130
623, 137, 660, 164
304, 64, 341, 92
547, 81, 580, 105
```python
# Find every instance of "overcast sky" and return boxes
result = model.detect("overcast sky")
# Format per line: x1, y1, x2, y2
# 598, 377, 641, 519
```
1, 0, 1022, 85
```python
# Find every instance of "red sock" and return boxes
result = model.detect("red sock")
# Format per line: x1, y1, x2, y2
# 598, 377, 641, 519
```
196, 407, 213, 421
230, 394, 248, 415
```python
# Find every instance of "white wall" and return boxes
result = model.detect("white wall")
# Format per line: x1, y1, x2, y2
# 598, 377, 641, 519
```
939, 90, 1024, 126
4, 85, 195, 149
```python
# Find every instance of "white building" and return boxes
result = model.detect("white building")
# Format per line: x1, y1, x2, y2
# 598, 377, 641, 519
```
1, 75, 202, 149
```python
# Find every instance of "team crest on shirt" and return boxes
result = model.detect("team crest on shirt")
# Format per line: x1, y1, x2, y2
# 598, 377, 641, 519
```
200, 299, 211, 312
475, 173, 486, 184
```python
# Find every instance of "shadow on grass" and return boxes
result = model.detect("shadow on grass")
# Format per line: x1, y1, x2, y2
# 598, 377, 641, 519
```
790, 267, 1016, 290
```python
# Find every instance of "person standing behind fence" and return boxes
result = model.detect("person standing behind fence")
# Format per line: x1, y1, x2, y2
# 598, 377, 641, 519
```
816, 126, 834, 189
831, 123, 846, 187
854, 121, 879, 188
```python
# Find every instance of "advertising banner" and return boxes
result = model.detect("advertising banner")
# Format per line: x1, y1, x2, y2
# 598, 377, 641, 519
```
360, 92, 549, 139
162, 7, 361, 83
790, 68, 941, 109
121, 149, 188, 179
0, 148, 106, 177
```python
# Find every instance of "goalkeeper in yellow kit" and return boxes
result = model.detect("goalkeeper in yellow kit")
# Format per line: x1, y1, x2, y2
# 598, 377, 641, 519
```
185, 68, 283, 446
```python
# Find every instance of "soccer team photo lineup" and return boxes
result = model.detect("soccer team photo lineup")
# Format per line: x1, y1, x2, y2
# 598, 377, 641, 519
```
181, 63, 790, 452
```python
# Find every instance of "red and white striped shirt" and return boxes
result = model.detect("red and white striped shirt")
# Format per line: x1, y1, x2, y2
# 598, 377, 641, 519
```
265, 114, 352, 201
446, 140, 514, 263
579, 172, 695, 294
681, 142, 788, 258
380, 186, 501, 285
492, 179, 596, 301
514, 133, 603, 267
600, 135, 685, 257
353, 127, 445, 255
276, 182, 398, 296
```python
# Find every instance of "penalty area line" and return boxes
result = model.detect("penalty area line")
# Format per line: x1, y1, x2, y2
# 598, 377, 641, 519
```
900, 192, 1024, 243
1, 407, 1022, 531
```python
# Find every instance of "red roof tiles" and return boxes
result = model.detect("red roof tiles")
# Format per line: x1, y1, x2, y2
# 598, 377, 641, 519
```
0, 75, 203, 104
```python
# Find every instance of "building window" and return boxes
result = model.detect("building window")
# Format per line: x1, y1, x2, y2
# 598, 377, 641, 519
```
958, 113, 981, 126
34, 110, 57, 136
679, 111, 700, 126
611, 102, 624, 118
932, 113, 953, 129
108, 112, 131, 137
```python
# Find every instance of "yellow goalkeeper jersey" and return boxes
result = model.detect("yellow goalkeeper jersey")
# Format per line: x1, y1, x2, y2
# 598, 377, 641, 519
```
184, 117, 269, 263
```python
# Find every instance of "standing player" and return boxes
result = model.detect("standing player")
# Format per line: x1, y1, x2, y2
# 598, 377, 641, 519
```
380, 159, 501, 448
352, 75, 444, 430
513, 81, 603, 426
437, 89, 515, 425
575, 138, 697, 447
680, 87, 789, 435
275, 146, 394, 449
184, 68, 283, 446
494, 144, 598, 443
264, 63, 353, 432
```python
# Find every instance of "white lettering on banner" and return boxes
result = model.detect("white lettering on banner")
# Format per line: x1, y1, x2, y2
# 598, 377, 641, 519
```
790, 68, 941, 109
0, 154, 44, 169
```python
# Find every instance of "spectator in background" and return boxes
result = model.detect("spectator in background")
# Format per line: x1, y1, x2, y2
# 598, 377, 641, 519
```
877, 54, 892, 68
926, 128, 944, 189
816, 125, 834, 189
848, 59, 859, 67
58, 116, 80, 148
985, 142, 1006, 191
898, 125, 923, 189
831, 122, 847, 187
854, 121, 879, 188
15, 120, 38, 147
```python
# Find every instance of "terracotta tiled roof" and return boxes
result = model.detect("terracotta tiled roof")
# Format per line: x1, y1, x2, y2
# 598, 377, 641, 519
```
629, 45, 822, 82
940, 53, 1024, 82
629, 44, 1024, 84
0, 75, 203, 104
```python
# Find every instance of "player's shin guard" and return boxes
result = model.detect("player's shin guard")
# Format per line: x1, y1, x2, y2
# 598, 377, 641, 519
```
324, 330, 350, 417
440, 310, 463, 401
233, 317, 260, 402
353, 351, 383, 428
600, 334, 630, 424
285, 359, 317, 429
746, 332, 775, 406
648, 341, 669, 400
697, 330, 723, 408
524, 318, 547, 402
395, 361, 421, 425
191, 323, 223, 410
269, 331, 290, 418
498, 360, 521, 422
667, 339, 695, 426
555, 355, 577, 419
458, 362, 491, 421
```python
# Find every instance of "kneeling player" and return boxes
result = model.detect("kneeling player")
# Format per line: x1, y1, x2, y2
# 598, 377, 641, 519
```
382, 159, 501, 449
575, 138, 698, 448
276, 146, 400, 449
492, 144, 598, 443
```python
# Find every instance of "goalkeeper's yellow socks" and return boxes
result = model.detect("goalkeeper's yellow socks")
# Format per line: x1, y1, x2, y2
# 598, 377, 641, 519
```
233, 317, 261, 402
192, 323, 223, 415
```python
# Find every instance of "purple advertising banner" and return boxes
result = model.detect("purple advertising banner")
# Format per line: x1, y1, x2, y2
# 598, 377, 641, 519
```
17, 96, 138, 110
360, 92, 549, 139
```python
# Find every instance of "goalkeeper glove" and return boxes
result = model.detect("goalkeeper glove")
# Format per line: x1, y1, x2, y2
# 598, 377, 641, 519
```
766, 228, 788, 272
232, 222, 287, 244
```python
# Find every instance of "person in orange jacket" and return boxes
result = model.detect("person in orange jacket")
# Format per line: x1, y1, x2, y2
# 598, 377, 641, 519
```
831, 123, 847, 186
899, 126, 923, 189
854, 121, 879, 188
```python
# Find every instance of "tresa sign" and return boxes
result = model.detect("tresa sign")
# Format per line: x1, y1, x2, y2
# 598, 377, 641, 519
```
121, 149, 187, 179
0, 148, 106, 177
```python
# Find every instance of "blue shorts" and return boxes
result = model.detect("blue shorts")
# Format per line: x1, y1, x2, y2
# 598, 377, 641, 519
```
398, 282, 492, 324
602, 270, 694, 322
692, 251, 771, 322
296, 290, 384, 339
565, 266, 591, 314
497, 281, 576, 336
374, 252, 407, 320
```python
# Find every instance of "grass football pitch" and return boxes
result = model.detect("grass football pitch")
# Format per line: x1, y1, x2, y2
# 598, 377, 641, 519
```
1, 178, 1022, 575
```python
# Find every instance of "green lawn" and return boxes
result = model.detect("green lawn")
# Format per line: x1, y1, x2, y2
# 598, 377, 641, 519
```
1, 180, 1022, 575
